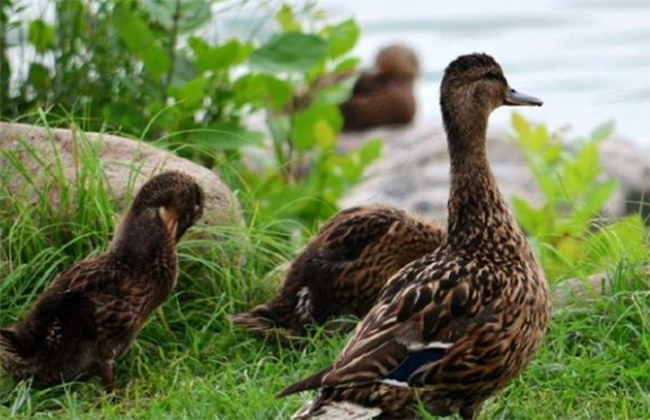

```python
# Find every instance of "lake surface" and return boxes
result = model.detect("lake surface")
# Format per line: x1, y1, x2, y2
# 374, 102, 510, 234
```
318, 0, 650, 148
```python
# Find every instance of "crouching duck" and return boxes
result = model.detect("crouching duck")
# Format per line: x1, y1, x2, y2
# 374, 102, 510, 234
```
0, 171, 204, 391
277, 53, 551, 420
341, 44, 420, 131
232, 206, 445, 339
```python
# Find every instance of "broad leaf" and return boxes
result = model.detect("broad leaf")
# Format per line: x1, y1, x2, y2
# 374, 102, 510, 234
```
250, 32, 327, 73
193, 121, 264, 151
113, 4, 169, 80
28, 19, 55, 53
293, 103, 342, 152
323, 19, 359, 58
190, 37, 248, 72
275, 4, 301, 31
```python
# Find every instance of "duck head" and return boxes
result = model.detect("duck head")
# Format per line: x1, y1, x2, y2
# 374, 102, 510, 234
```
440, 53, 542, 126
131, 171, 205, 242
375, 44, 420, 77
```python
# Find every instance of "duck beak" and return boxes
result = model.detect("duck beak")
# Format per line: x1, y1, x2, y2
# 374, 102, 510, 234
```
504, 88, 543, 106
158, 207, 179, 239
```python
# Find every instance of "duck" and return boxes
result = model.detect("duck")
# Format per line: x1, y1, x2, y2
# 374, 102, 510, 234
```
0, 171, 204, 391
277, 53, 551, 420
341, 44, 419, 131
232, 205, 445, 339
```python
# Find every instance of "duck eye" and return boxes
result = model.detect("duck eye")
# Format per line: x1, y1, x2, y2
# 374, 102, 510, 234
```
485, 72, 501, 80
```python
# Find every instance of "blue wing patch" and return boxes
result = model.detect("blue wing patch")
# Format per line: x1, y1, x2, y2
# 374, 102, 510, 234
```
385, 347, 447, 383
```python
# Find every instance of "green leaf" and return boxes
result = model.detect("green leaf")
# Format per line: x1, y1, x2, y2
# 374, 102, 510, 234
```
359, 138, 383, 165
323, 19, 359, 58
169, 76, 206, 109
512, 196, 551, 236
28, 19, 55, 53
293, 103, 342, 152
27, 63, 51, 92
335, 57, 361, 72
140, 48, 171, 80
584, 179, 618, 216
233, 74, 293, 110
140, 0, 175, 28
141, 0, 211, 33
584, 215, 648, 264
314, 120, 336, 151
190, 37, 247, 72
113, 3, 169, 80
250, 32, 327, 73
193, 121, 264, 151
311, 75, 356, 106
573, 142, 602, 184
590, 121, 615, 143
511, 112, 530, 139
275, 4, 301, 31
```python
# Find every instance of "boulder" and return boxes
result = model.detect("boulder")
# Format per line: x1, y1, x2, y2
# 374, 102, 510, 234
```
552, 265, 650, 308
340, 120, 650, 224
0, 122, 243, 227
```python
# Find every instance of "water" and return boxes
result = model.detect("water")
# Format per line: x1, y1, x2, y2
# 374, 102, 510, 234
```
318, 0, 650, 148
8, 0, 650, 148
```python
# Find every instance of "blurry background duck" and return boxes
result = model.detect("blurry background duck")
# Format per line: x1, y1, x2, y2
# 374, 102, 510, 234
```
0, 171, 204, 391
293, 44, 420, 132
340, 44, 419, 131
277, 54, 551, 420
232, 205, 445, 340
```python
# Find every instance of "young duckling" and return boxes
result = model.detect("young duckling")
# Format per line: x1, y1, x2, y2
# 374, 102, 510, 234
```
341, 44, 419, 131
232, 206, 445, 339
278, 54, 550, 420
0, 171, 204, 391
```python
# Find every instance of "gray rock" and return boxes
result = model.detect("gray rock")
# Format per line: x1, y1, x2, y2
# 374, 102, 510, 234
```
624, 169, 650, 224
0, 122, 242, 228
340, 120, 650, 224
552, 265, 650, 308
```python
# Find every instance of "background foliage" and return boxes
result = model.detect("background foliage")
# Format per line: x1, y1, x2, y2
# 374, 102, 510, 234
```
0, 1, 649, 419
0, 0, 381, 228
511, 113, 648, 281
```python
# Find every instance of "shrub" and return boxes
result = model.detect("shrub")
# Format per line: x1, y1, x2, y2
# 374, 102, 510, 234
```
0, 0, 381, 228
510, 113, 648, 280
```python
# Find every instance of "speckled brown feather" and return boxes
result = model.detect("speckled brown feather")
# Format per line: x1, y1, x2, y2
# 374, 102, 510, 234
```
279, 54, 551, 420
232, 206, 445, 339
0, 171, 204, 390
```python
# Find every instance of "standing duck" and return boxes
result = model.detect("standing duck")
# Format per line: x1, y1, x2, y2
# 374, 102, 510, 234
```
277, 53, 551, 420
341, 44, 420, 131
0, 171, 204, 391
232, 205, 445, 339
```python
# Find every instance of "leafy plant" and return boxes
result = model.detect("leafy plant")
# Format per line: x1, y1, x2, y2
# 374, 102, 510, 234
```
511, 113, 649, 280
223, 6, 380, 225
1, 0, 381, 228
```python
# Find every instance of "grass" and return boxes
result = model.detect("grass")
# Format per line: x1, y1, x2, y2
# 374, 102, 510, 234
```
1, 121, 649, 419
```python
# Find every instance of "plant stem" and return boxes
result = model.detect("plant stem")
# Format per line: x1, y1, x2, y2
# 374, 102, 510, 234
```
162, 0, 181, 102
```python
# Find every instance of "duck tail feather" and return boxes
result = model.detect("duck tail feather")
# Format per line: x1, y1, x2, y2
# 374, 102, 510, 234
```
0, 328, 33, 372
230, 310, 277, 334
276, 366, 333, 398
292, 398, 382, 420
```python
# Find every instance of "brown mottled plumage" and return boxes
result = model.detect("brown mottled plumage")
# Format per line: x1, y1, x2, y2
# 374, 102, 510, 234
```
341, 45, 419, 131
232, 206, 445, 339
0, 171, 204, 391
278, 53, 551, 420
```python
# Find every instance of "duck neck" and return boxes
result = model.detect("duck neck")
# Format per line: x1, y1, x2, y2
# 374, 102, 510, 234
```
443, 109, 525, 255
109, 209, 177, 273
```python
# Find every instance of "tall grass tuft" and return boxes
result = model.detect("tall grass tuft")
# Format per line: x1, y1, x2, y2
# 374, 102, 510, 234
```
1, 116, 649, 419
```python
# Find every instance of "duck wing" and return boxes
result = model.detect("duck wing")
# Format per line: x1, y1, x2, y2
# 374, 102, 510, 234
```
317, 206, 405, 263
45, 258, 139, 345
280, 252, 490, 395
